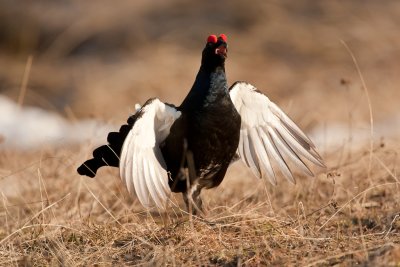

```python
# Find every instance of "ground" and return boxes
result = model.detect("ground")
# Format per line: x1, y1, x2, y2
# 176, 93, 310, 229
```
1, 141, 399, 266
0, 1, 399, 266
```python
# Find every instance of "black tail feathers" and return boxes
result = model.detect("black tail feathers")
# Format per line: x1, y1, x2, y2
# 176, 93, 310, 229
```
77, 156, 105, 178
77, 115, 136, 178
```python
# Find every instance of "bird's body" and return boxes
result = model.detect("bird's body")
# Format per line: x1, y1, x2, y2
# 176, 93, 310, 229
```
163, 65, 240, 196
77, 34, 325, 214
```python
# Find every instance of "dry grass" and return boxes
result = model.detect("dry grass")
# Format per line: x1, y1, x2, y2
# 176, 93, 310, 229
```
0, 139, 399, 266
1, 1, 400, 266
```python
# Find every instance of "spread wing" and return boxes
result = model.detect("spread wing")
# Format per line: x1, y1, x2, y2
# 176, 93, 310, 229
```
119, 98, 181, 209
229, 82, 325, 185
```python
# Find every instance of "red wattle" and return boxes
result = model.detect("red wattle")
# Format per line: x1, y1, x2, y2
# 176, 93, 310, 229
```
219, 34, 227, 42
207, 35, 218, 43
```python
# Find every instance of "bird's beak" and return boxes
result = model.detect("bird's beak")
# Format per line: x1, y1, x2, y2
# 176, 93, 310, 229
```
215, 45, 228, 58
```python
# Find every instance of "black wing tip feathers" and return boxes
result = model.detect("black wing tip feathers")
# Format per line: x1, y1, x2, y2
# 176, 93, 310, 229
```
77, 107, 141, 179
77, 159, 98, 178
76, 99, 157, 179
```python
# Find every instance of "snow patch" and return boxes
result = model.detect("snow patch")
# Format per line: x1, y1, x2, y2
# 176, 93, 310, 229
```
309, 116, 400, 150
0, 96, 114, 149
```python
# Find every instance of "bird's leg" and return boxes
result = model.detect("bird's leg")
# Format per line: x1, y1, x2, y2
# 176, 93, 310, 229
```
190, 182, 203, 215
183, 181, 203, 216
183, 139, 204, 216
182, 192, 190, 212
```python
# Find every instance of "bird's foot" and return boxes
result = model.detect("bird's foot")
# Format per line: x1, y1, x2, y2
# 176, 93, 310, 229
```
183, 189, 204, 217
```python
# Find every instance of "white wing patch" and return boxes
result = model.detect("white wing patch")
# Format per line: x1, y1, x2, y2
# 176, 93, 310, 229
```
230, 82, 325, 185
119, 99, 181, 209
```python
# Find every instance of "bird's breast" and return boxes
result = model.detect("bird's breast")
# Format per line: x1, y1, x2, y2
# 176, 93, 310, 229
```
203, 70, 229, 108
188, 101, 241, 173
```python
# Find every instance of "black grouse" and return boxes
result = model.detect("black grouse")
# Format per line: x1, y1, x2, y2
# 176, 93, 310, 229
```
77, 34, 325, 214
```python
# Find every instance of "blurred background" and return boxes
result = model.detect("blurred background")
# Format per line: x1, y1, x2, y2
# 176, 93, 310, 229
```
0, 0, 399, 149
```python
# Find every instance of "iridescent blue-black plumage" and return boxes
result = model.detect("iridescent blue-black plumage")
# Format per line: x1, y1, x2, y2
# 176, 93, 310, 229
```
77, 34, 240, 213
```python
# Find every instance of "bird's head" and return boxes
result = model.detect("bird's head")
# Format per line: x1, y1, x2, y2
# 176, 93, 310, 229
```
201, 34, 228, 70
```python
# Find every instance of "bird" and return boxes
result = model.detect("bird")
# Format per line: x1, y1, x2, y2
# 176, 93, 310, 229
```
77, 33, 325, 215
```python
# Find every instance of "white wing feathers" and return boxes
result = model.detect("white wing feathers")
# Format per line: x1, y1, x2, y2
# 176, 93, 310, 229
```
230, 82, 325, 185
119, 99, 181, 209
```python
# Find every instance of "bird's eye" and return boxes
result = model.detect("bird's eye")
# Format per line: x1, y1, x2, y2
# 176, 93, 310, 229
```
219, 34, 227, 42
207, 35, 218, 44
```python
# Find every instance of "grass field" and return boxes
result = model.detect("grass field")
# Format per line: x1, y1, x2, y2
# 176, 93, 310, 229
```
1, 1, 400, 266
1, 139, 399, 265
